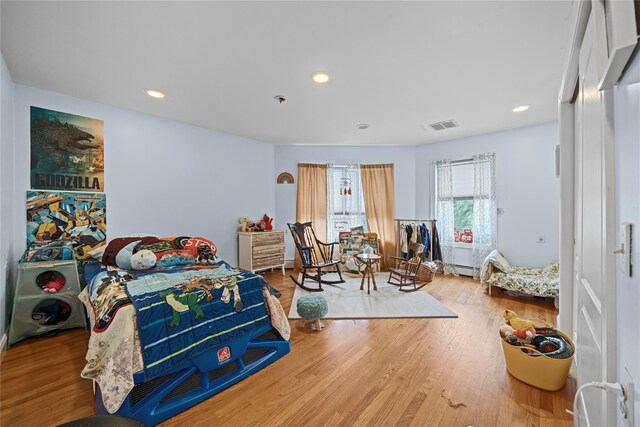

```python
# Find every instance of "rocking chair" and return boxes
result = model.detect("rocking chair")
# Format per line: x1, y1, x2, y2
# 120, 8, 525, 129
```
388, 243, 428, 292
288, 222, 345, 292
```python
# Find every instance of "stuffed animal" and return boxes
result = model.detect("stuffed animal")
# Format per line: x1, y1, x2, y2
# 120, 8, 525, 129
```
115, 240, 141, 270
42, 276, 66, 293
503, 309, 536, 339
196, 245, 216, 265
499, 322, 515, 339
238, 216, 256, 232
262, 214, 273, 231
131, 249, 157, 270
503, 309, 536, 330
513, 329, 535, 342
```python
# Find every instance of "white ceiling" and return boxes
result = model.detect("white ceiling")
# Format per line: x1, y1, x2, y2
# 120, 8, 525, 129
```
1, 1, 573, 146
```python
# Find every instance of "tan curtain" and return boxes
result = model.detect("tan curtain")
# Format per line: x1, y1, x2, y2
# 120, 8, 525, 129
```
361, 164, 396, 269
295, 163, 327, 268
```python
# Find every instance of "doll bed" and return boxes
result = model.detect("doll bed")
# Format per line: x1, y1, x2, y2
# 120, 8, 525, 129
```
80, 261, 290, 426
480, 250, 559, 298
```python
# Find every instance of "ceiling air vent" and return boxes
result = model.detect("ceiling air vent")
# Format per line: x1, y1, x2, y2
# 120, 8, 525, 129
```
426, 119, 459, 131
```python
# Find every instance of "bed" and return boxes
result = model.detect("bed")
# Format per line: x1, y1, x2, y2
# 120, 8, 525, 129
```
79, 258, 290, 426
480, 250, 559, 299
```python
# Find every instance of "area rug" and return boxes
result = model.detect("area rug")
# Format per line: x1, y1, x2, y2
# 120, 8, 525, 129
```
287, 273, 457, 319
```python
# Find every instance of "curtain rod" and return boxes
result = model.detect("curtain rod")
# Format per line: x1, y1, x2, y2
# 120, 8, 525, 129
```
433, 155, 494, 165
451, 158, 474, 164
327, 163, 360, 169
395, 218, 437, 222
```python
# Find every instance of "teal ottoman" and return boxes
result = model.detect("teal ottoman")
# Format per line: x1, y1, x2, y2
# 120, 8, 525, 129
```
296, 294, 328, 331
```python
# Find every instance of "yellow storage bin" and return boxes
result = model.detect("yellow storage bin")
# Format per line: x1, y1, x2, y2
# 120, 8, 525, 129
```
500, 329, 574, 391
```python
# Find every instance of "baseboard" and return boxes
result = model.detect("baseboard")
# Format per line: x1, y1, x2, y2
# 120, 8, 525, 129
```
455, 265, 474, 277
0, 333, 7, 366
285, 260, 294, 269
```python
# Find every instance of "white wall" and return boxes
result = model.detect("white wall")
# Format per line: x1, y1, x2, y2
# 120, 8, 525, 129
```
12, 85, 276, 266
613, 49, 640, 426
1, 54, 15, 345
415, 122, 559, 268
274, 145, 416, 259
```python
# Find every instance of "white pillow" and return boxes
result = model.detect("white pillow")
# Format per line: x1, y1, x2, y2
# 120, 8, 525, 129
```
494, 251, 512, 273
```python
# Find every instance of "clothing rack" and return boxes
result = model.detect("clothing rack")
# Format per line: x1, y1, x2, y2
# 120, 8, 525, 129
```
394, 219, 436, 261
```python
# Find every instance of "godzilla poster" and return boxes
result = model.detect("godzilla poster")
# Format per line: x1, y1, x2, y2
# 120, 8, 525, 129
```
30, 106, 104, 192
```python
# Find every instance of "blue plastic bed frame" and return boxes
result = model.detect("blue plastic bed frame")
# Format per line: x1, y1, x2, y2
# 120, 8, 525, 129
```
95, 324, 290, 426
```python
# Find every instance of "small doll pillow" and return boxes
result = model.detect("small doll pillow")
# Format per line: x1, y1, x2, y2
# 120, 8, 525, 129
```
183, 237, 218, 259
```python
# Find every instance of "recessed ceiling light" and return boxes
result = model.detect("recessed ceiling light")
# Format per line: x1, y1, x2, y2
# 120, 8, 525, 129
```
512, 105, 529, 112
145, 89, 166, 99
356, 124, 370, 130
311, 71, 330, 83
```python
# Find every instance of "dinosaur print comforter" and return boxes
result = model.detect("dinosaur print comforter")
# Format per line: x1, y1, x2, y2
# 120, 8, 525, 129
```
80, 261, 277, 412
124, 263, 271, 379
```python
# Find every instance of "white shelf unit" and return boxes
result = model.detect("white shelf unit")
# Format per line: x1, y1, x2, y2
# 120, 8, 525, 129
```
238, 230, 286, 275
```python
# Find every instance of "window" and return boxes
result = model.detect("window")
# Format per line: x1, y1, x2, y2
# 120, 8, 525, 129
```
451, 162, 474, 244
436, 161, 473, 244
327, 165, 366, 243
435, 154, 496, 276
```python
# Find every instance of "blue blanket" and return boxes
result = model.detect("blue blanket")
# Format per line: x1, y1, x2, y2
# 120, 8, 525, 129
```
91, 262, 271, 379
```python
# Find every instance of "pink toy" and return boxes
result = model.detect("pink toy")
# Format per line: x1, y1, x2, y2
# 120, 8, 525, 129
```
43, 276, 66, 293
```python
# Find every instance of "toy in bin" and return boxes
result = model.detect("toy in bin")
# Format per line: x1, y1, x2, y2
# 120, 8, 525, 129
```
36, 271, 66, 293
499, 309, 575, 391
32, 300, 72, 325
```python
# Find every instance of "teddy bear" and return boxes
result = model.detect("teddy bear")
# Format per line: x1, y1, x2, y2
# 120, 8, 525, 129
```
238, 216, 257, 232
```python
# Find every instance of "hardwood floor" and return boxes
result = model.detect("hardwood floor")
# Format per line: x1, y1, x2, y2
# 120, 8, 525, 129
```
0, 271, 574, 427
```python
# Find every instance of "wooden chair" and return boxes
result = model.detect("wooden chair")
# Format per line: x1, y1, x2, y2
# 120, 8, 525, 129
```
388, 243, 428, 292
288, 222, 345, 292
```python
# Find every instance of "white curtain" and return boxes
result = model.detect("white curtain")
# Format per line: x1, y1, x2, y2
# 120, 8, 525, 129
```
326, 164, 365, 243
435, 160, 458, 275
472, 153, 497, 279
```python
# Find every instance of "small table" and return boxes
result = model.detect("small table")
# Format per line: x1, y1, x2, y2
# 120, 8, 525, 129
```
357, 253, 382, 294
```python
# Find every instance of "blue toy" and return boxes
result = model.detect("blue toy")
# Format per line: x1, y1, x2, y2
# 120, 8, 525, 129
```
296, 294, 329, 331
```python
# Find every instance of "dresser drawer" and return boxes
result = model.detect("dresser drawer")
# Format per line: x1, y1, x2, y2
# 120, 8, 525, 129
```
252, 255, 285, 268
252, 232, 284, 247
253, 243, 285, 257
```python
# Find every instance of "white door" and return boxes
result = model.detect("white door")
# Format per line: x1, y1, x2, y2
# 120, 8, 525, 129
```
573, 11, 616, 427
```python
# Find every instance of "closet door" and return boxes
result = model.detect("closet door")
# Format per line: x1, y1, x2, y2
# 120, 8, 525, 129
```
572, 10, 616, 426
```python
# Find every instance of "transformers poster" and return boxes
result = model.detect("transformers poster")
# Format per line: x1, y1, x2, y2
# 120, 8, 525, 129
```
31, 106, 104, 192
26, 190, 107, 260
